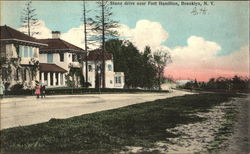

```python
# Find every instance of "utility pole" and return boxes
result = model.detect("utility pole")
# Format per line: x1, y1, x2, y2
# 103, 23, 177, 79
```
83, 0, 88, 86
101, 0, 106, 88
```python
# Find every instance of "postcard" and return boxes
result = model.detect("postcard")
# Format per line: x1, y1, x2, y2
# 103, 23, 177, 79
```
0, 1, 249, 153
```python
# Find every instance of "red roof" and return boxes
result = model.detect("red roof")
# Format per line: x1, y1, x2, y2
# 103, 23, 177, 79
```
0, 25, 46, 45
39, 63, 67, 73
39, 39, 84, 52
86, 49, 113, 61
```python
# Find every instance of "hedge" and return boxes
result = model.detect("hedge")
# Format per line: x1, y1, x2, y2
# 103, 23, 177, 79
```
4, 88, 169, 96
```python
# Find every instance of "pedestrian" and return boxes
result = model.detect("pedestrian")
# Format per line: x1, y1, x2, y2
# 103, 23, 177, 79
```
35, 84, 41, 99
40, 85, 46, 98
0, 81, 5, 99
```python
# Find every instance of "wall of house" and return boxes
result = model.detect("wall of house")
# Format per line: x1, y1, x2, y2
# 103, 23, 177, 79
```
5, 44, 17, 58
39, 53, 47, 63
39, 52, 80, 71
105, 72, 115, 88
83, 60, 124, 88
114, 72, 125, 88
0, 42, 6, 58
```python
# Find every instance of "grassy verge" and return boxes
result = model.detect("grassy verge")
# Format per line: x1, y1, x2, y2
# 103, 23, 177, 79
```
5, 88, 169, 96
207, 99, 240, 151
0, 93, 239, 153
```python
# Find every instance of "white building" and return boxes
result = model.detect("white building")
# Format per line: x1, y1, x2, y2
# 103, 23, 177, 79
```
38, 31, 85, 87
1, 27, 125, 89
0, 25, 47, 89
83, 49, 125, 88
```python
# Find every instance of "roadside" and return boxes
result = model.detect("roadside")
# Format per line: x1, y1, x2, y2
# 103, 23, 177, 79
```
1, 93, 237, 153
128, 94, 249, 153
218, 95, 250, 153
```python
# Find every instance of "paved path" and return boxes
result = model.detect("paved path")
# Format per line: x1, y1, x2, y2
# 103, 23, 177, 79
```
0, 90, 193, 130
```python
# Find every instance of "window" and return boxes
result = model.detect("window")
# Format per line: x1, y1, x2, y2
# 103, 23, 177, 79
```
110, 80, 113, 84
18, 45, 23, 57
115, 76, 122, 84
29, 47, 33, 57
47, 54, 53, 63
88, 65, 92, 72
33, 48, 38, 57
18, 46, 34, 57
59, 53, 64, 62
24, 46, 28, 57
108, 64, 112, 71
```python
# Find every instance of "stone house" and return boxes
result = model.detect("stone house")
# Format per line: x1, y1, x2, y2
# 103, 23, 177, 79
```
83, 49, 125, 88
38, 31, 85, 87
1, 26, 124, 89
0, 25, 47, 89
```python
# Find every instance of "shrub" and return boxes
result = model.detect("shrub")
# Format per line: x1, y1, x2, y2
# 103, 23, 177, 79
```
10, 83, 24, 91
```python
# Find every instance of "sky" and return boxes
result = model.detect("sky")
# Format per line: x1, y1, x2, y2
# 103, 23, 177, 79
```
1, 1, 249, 81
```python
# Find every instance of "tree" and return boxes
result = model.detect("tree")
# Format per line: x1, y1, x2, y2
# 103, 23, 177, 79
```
81, 0, 91, 87
20, 0, 40, 36
153, 50, 172, 90
105, 40, 158, 89
89, 0, 119, 88
141, 46, 157, 89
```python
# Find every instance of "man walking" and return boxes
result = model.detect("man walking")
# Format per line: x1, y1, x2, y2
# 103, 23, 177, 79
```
41, 85, 46, 98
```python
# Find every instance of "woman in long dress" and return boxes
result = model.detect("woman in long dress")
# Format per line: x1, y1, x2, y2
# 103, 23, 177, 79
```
35, 84, 41, 99
0, 81, 5, 99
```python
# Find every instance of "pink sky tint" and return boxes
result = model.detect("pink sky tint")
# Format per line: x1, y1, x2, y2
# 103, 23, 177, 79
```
165, 68, 249, 82
163, 36, 249, 82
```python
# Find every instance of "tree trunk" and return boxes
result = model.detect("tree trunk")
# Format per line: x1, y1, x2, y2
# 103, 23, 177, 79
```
83, 1, 88, 87
101, 0, 106, 88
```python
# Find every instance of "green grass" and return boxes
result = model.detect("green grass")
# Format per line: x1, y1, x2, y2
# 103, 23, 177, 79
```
0, 93, 239, 153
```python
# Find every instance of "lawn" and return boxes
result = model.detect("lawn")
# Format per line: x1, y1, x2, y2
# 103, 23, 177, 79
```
0, 93, 239, 153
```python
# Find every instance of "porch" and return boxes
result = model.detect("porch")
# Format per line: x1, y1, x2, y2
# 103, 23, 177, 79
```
39, 63, 67, 87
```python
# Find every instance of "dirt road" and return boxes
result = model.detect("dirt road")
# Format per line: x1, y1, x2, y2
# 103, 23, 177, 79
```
0, 90, 192, 130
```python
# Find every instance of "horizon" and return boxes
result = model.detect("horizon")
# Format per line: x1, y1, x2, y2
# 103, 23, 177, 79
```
1, 1, 249, 81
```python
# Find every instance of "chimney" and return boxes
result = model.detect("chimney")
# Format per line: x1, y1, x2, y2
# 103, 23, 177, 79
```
52, 31, 61, 39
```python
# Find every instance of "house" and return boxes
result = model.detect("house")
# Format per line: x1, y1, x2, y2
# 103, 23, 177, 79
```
1, 26, 124, 89
0, 25, 47, 89
83, 49, 125, 88
38, 31, 85, 87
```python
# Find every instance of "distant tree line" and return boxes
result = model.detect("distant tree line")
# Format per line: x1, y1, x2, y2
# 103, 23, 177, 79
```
180, 75, 249, 92
105, 39, 171, 90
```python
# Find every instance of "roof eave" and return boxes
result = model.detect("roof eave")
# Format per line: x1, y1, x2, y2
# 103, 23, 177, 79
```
0, 38, 48, 47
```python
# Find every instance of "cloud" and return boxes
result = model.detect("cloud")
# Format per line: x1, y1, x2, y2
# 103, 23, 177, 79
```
61, 25, 86, 49
19, 20, 99, 49
165, 36, 249, 81
61, 24, 101, 50
117, 20, 169, 51
215, 45, 249, 73
169, 36, 222, 69
26, 19, 168, 51
19, 20, 248, 81
18, 20, 51, 39
58, 19, 168, 51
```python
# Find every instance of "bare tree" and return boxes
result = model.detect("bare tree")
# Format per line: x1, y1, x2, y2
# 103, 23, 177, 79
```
81, 0, 89, 87
153, 50, 172, 90
20, 0, 40, 36
88, 0, 119, 88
